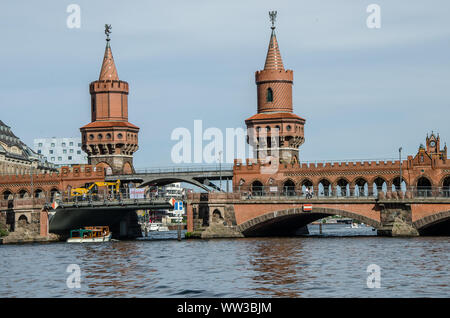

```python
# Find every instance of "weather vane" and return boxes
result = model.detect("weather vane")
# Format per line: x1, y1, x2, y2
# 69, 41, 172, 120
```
105, 24, 112, 41
269, 11, 277, 29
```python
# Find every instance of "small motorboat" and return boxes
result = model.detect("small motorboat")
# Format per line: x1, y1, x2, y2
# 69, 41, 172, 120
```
351, 223, 359, 228
67, 226, 112, 243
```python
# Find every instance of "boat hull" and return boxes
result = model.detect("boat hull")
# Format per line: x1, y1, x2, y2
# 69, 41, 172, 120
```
67, 233, 112, 243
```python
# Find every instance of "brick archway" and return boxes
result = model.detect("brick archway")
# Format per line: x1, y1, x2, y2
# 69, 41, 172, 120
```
413, 210, 450, 231
237, 206, 381, 236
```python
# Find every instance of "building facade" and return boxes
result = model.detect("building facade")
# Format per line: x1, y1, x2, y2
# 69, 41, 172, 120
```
233, 14, 450, 197
80, 30, 139, 175
0, 120, 56, 176
33, 137, 87, 166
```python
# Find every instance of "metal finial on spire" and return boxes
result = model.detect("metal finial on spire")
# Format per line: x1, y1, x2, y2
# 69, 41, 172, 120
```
105, 24, 112, 41
269, 11, 277, 30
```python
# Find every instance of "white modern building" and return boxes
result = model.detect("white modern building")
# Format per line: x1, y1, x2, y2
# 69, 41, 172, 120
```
33, 137, 87, 166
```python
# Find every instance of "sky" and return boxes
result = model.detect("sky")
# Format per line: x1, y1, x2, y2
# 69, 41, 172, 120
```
1, 0, 450, 169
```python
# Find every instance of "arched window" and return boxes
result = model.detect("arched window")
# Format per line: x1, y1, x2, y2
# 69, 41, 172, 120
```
266, 88, 273, 102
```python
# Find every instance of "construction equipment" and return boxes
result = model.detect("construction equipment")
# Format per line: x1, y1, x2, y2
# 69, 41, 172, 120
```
70, 180, 121, 197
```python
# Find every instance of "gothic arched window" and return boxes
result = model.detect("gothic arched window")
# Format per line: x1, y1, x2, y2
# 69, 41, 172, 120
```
266, 88, 273, 102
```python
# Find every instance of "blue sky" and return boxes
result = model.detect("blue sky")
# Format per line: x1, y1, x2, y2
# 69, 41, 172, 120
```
1, 1, 449, 168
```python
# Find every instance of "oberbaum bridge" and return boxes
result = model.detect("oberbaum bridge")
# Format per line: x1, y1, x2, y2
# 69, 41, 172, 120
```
1, 15, 449, 241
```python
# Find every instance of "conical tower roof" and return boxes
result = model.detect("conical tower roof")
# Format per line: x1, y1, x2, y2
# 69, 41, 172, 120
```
263, 29, 285, 71
99, 40, 119, 81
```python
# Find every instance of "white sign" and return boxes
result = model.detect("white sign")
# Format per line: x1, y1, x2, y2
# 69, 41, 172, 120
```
129, 188, 145, 199
270, 186, 278, 192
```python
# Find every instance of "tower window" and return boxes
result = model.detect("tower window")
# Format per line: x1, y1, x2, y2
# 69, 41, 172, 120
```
266, 88, 273, 102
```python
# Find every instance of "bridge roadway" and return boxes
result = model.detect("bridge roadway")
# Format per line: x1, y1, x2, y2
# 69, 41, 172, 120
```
105, 165, 234, 191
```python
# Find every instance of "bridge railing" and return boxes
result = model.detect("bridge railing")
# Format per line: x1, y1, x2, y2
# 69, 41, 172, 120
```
232, 186, 450, 200
132, 164, 234, 174
53, 189, 183, 206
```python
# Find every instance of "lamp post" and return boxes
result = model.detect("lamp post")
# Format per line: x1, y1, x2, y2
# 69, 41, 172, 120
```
218, 151, 222, 192
30, 165, 34, 208
399, 147, 402, 192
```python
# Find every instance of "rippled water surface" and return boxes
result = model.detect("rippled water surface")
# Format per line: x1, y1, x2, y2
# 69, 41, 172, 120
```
0, 225, 449, 297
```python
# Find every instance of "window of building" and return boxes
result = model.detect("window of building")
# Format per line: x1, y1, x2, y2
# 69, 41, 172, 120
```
78, 143, 81, 147
68, 156, 72, 160
49, 150, 53, 154
77, 150, 81, 154
69, 142, 73, 146
38, 143, 43, 147
266, 88, 273, 102
62, 142, 66, 147
51, 157, 55, 161
58, 157, 62, 161
51, 143, 55, 147
70, 149, 74, 153
63, 149, 67, 154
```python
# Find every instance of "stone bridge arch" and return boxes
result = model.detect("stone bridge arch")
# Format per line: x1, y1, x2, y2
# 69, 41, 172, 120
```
237, 207, 381, 237
413, 210, 450, 235
139, 177, 211, 192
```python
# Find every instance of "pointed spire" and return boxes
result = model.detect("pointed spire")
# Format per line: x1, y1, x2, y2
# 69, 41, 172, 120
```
99, 24, 119, 81
264, 11, 285, 71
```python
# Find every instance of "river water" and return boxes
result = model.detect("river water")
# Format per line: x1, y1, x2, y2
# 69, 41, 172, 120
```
0, 224, 448, 298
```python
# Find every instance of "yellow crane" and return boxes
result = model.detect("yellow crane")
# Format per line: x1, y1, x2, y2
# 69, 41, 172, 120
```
70, 180, 121, 197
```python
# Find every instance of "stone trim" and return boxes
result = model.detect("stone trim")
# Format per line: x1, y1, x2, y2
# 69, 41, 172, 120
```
413, 210, 450, 230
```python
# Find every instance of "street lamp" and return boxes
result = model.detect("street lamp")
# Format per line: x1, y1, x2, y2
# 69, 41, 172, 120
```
218, 151, 222, 192
399, 147, 403, 192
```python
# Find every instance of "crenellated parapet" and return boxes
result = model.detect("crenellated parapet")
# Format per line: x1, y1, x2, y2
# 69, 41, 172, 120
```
0, 165, 106, 199
233, 139, 450, 191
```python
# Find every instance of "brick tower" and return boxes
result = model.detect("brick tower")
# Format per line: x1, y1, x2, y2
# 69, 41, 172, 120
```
245, 12, 305, 164
80, 25, 139, 174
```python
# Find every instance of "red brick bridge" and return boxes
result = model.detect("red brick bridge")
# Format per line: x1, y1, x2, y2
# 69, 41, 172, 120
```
186, 191, 450, 238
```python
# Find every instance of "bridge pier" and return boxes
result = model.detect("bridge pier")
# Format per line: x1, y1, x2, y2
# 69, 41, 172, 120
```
378, 203, 419, 237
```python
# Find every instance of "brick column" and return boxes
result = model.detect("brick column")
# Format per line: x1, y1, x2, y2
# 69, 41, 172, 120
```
40, 210, 48, 237
187, 203, 193, 232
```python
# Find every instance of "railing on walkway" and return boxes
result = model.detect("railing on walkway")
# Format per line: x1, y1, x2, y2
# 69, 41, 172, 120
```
132, 164, 234, 174
1, 189, 184, 209
231, 186, 450, 200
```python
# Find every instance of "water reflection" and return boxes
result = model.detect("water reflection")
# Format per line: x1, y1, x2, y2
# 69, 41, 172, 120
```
0, 226, 448, 298
78, 242, 158, 297
247, 238, 308, 297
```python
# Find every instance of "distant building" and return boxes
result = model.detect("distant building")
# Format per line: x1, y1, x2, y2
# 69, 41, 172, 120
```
33, 137, 88, 167
0, 120, 56, 175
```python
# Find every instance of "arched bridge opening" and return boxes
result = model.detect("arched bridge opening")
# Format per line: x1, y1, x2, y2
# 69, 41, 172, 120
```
139, 177, 211, 192
414, 211, 450, 236
238, 207, 381, 237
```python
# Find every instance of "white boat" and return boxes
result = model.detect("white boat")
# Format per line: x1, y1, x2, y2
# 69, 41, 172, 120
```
351, 223, 359, 228
67, 226, 112, 243
148, 222, 169, 232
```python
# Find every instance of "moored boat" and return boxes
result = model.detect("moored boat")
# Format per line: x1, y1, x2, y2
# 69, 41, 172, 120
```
67, 226, 112, 243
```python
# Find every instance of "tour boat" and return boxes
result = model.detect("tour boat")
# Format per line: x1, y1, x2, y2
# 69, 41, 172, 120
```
67, 226, 112, 243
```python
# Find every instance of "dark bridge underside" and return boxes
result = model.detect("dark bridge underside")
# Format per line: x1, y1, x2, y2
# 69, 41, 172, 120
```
49, 207, 141, 239
418, 217, 450, 236
242, 213, 330, 237
239, 207, 382, 237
